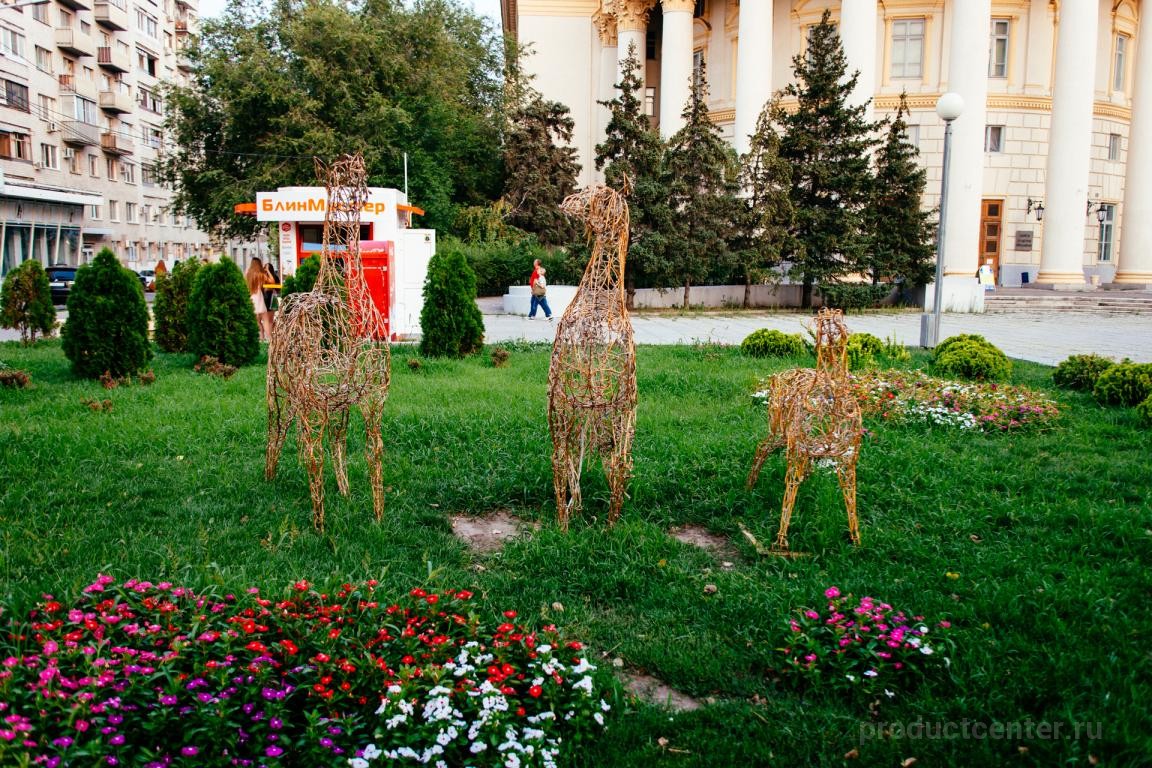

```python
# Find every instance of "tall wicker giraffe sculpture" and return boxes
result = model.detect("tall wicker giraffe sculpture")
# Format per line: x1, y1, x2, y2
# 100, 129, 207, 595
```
547, 185, 637, 530
747, 308, 863, 551
265, 154, 391, 532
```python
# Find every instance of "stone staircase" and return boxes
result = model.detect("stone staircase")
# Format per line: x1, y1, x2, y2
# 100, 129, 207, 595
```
984, 288, 1152, 313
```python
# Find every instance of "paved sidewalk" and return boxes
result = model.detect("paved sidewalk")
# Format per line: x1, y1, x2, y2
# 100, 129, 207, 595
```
481, 299, 1152, 365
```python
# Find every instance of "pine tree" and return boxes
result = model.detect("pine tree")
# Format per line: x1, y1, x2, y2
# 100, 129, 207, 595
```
419, 246, 484, 358
61, 247, 152, 378
153, 258, 202, 352
866, 94, 936, 286
774, 9, 879, 307
503, 95, 582, 245
186, 259, 260, 367
735, 100, 795, 308
663, 59, 741, 308
595, 43, 672, 307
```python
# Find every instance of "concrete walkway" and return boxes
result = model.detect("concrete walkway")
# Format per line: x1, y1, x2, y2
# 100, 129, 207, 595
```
480, 298, 1152, 365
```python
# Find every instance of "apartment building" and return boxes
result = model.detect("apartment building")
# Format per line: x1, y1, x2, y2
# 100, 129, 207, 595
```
506, 1, 1152, 311
0, 0, 211, 280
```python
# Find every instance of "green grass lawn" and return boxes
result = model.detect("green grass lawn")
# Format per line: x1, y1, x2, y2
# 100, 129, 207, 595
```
1, 339, 1149, 766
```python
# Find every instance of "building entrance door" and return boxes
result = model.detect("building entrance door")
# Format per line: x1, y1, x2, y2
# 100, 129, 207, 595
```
980, 199, 1003, 284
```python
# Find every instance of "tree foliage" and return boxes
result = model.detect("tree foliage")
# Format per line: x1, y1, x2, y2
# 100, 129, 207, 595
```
774, 10, 879, 307
595, 43, 672, 304
161, 0, 505, 238
419, 247, 484, 357
866, 94, 936, 286
153, 259, 203, 352
0, 260, 56, 345
280, 255, 320, 299
61, 248, 152, 379
663, 61, 741, 307
186, 259, 260, 367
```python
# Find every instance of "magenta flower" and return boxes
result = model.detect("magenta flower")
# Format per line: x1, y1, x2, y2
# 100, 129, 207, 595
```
824, 586, 841, 599
180, 746, 199, 756
266, 745, 284, 757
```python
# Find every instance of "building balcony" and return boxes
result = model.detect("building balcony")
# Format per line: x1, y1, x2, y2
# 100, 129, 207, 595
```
98, 89, 132, 113
101, 132, 134, 155
58, 74, 98, 100
174, 20, 191, 36
97, 46, 131, 73
94, 0, 130, 31
57, 0, 92, 10
55, 28, 96, 58
61, 121, 100, 147
175, 50, 193, 72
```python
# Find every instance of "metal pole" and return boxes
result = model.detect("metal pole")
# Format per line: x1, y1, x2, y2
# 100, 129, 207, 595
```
403, 152, 409, 198
924, 118, 954, 348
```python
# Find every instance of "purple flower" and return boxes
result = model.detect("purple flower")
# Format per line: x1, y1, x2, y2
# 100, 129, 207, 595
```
265, 745, 284, 757
269, 718, 283, 730
110, 734, 126, 746
106, 757, 119, 766
180, 746, 199, 757
52, 736, 74, 748
160, 695, 178, 706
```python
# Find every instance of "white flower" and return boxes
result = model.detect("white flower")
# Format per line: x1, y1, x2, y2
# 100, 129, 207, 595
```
919, 646, 934, 655
349, 760, 368, 768
505, 755, 522, 768
363, 745, 381, 760
536, 644, 553, 654
470, 741, 488, 754
571, 676, 594, 694
884, 689, 896, 699
600, 699, 611, 711
864, 669, 878, 678
571, 658, 596, 675
594, 712, 605, 726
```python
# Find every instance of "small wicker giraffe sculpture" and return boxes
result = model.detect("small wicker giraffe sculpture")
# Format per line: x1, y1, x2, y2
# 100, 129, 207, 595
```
747, 308, 863, 551
265, 154, 391, 532
547, 184, 637, 530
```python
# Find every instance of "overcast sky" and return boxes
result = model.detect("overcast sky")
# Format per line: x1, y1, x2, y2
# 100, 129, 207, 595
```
196, 0, 503, 26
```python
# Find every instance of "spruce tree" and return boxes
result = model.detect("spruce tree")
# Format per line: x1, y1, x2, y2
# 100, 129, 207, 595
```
503, 96, 582, 245
735, 101, 795, 308
773, 9, 879, 307
419, 246, 484, 358
0, 259, 56, 345
152, 258, 202, 352
663, 59, 741, 307
866, 94, 936, 286
186, 259, 260, 367
61, 247, 152, 378
595, 43, 672, 307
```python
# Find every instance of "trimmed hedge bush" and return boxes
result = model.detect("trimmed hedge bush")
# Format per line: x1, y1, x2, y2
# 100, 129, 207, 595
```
152, 259, 202, 353
61, 248, 152, 379
933, 334, 989, 358
186, 259, 260, 367
281, 255, 320, 299
0, 259, 55, 345
419, 247, 485, 358
818, 283, 892, 311
439, 237, 581, 298
1052, 354, 1116, 391
1136, 393, 1152, 426
932, 335, 1012, 382
741, 329, 808, 358
1092, 362, 1152, 407
846, 332, 884, 369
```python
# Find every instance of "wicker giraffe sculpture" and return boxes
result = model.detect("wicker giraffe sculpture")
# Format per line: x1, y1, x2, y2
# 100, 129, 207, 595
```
547, 184, 637, 530
265, 154, 391, 532
747, 308, 863, 551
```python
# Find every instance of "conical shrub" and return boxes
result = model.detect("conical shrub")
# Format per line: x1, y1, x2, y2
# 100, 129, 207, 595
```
61, 247, 151, 378
186, 259, 259, 366
0, 259, 56, 345
419, 246, 484, 357
152, 259, 203, 352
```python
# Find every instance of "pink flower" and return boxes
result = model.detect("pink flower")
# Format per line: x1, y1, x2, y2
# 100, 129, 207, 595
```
825, 587, 841, 599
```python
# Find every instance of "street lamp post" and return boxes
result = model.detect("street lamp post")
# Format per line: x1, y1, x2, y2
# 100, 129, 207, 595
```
921, 92, 964, 348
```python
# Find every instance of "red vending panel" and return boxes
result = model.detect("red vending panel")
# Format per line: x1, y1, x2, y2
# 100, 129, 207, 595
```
358, 240, 393, 340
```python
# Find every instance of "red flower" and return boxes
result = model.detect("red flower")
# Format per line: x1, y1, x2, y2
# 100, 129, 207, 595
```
425, 595, 439, 605
503, 610, 517, 619
529, 685, 543, 698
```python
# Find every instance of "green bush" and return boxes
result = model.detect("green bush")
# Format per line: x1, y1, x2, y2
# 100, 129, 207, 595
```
818, 283, 892, 311
1052, 353, 1116, 391
152, 259, 202, 352
61, 248, 152, 379
419, 247, 485, 357
0, 259, 56, 345
932, 337, 1012, 382
933, 333, 989, 358
440, 237, 581, 297
846, 332, 884, 369
186, 259, 259, 367
1136, 393, 1152, 426
741, 329, 808, 358
1092, 362, 1152, 407
281, 255, 320, 299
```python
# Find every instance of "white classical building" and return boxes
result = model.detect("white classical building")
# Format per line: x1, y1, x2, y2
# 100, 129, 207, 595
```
503, 0, 1152, 309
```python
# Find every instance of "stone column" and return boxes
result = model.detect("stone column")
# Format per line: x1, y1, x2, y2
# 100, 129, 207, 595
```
733, 0, 773, 156
937, 0, 991, 311
659, 0, 695, 138
615, 0, 650, 89
838, 0, 877, 120
595, 12, 619, 182
1036, 2, 1099, 287
1114, 3, 1152, 286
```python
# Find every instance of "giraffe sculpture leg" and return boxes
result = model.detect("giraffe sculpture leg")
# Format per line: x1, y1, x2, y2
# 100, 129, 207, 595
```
330, 408, 351, 497
299, 410, 327, 532
837, 462, 861, 545
774, 454, 810, 551
604, 416, 634, 526
265, 383, 293, 481
747, 431, 785, 489
361, 396, 386, 522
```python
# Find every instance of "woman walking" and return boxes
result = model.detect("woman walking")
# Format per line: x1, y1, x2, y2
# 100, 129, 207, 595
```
245, 257, 275, 342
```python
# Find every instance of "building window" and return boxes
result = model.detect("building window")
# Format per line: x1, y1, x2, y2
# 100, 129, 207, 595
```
989, 19, 1009, 78
120, 161, 135, 184
125, 202, 137, 223
137, 88, 162, 114
108, 200, 119, 221
137, 49, 158, 77
35, 45, 53, 74
73, 96, 98, 125
1, 80, 30, 113
644, 87, 655, 117
1114, 34, 1129, 92
88, 204, 101, 220
141, 204, 151, 224
39, 143, 58, 169
0, 27, 26, 59
984, 125, 1004, 153
143, 125, 163, 149
106, 157, 117, 179
36, 94, 55, 121
1108, 133, 1122, 161
692, 49, 704, 88
31, 2, 48, 24
890, 18, 925, 79
1097, 204, 1116, 262
903, 124, 920, 149
89, 153, 99, 176
136, 10, 158, 38
141, 163, 158, 186
80, 20, 92, 35
66, 147, 80, 173
0, 132, 31, 161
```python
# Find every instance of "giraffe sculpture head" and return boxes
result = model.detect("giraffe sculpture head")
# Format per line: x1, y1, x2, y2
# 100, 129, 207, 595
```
561, 184, 630, 293
812, 308, 851, 376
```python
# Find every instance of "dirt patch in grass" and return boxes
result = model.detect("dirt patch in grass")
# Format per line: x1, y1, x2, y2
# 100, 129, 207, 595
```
669, 525, 739, 567
620, 670, 702, 712
450, 510, 538, 555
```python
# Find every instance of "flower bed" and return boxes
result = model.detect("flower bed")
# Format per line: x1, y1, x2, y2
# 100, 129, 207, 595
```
778, 587, 952, 697
848, 369, 1060, 431
0, 577, 611, 767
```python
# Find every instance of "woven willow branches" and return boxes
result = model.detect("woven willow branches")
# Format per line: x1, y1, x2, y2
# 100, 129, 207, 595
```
265, 154, 391, 531
547, 185, 638, 530
747, 308, 863, 551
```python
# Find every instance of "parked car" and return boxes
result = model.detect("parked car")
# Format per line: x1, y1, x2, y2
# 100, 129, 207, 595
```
45, 265, 79, 305
138, 269, 156, 291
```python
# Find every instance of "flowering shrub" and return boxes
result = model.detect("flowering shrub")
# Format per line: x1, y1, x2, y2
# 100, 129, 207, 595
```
0, 577, 610, 768
848, 369, 1059, 431
778, 587, 952, 696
